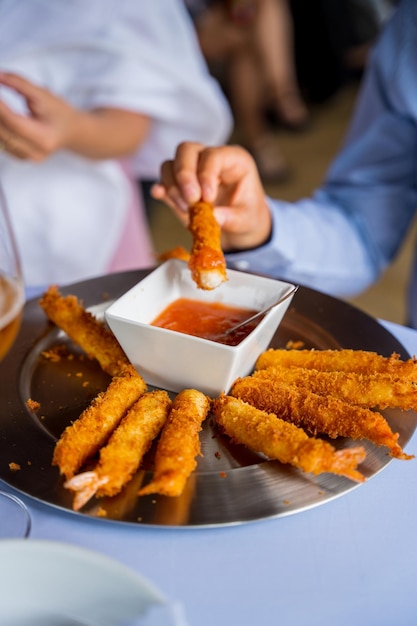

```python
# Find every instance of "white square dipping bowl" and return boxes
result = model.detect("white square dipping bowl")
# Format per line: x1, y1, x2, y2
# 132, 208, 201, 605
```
105, 259, 296, 397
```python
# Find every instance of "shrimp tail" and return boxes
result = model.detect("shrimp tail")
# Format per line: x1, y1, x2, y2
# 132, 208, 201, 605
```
64, 471, 109, 511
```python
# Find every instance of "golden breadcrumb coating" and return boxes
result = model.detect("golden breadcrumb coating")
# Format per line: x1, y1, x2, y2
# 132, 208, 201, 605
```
65, 390, 171, 510
39, 286, 129, 377
139, 388, 210, 497
230, 375, 413, 460
53, 364, 147, 479
188, 201, 227, 290
213, 395, 366, 482
251, 364, 417, 411
256, 348, 417, 379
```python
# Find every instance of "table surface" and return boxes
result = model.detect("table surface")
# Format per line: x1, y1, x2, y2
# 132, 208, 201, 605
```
1, 317, 417, 626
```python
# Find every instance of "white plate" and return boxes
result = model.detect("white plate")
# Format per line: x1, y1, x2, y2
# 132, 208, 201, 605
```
0, 540, 166, 625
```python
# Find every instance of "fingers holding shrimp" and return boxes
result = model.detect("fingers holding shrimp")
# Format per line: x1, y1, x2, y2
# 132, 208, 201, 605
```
152, 142, 258, 208
151, 142, 272, 251
151, 142, 206, 219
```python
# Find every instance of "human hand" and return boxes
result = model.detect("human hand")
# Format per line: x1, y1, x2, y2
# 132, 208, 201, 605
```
151, 142, 272, 252
0, 72, 78, 162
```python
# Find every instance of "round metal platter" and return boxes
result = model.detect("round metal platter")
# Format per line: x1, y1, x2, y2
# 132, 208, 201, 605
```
0, 270, 416, 528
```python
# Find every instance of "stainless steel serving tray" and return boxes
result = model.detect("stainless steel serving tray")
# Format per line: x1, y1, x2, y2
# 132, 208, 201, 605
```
1, 269, 416, 528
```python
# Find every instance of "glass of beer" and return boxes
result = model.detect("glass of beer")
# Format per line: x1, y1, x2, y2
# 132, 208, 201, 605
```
0, 182, 30, 537
0, 182, 24, 361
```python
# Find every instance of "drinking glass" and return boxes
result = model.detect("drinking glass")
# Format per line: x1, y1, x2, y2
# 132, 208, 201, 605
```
0, 182, 29, 538
0, 491, 31, 539
0, 181, 24, 360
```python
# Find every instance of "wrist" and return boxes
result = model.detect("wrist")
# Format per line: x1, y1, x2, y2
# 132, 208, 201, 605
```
223, 199, 272, 253
224, 223, 273, 254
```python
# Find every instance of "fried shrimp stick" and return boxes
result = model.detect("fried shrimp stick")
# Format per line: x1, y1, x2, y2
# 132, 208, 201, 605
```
39, 286, 129, 377
213, 395, 366, 482
230, 376, 413, 460
256, 348, 417, 380
64, 390, 171, 510
138, 388, 210, 497
53, 364, 147, 479
158, 245, 191, 263
188, 201, 227, 290
251, 365, 417, 411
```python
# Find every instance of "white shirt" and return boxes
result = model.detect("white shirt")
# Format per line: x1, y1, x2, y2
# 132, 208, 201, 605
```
0, 0, 232, 286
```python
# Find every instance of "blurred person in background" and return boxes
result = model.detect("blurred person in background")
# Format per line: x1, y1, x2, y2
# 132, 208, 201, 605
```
152, 0, 417, 327
0, 0, 232, 288
185, 0, 390, 183
185, 0, 308, 182
289, 0, 393, 103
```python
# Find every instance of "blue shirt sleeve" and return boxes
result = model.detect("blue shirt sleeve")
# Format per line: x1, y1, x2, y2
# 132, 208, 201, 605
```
227, 0, 417, 299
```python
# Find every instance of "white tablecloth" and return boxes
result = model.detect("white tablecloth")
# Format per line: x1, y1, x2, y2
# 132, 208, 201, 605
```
1, 318, 417, 626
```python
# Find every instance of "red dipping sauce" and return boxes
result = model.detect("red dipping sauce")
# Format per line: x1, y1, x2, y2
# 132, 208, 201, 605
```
151, 297, 261, 346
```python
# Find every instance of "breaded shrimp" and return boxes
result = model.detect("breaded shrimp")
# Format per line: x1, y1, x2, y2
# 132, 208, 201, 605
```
251, 365, 417, 411
213, 395, 366, 482
39, 286, 129, 377
158, 245, 191, 263
65, 390, 171, 510
138, 388, 210, 497
188, 201, 227, 290
256, 348, 417, 380
53, 364, 147, 479
230, 376, 413, 460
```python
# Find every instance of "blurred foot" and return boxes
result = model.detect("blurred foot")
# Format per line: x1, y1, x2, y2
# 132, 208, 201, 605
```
250, 134, 290, 183
272, 91, 310, 131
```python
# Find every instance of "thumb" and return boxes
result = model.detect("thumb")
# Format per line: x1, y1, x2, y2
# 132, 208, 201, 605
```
213, 206, 245, 233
